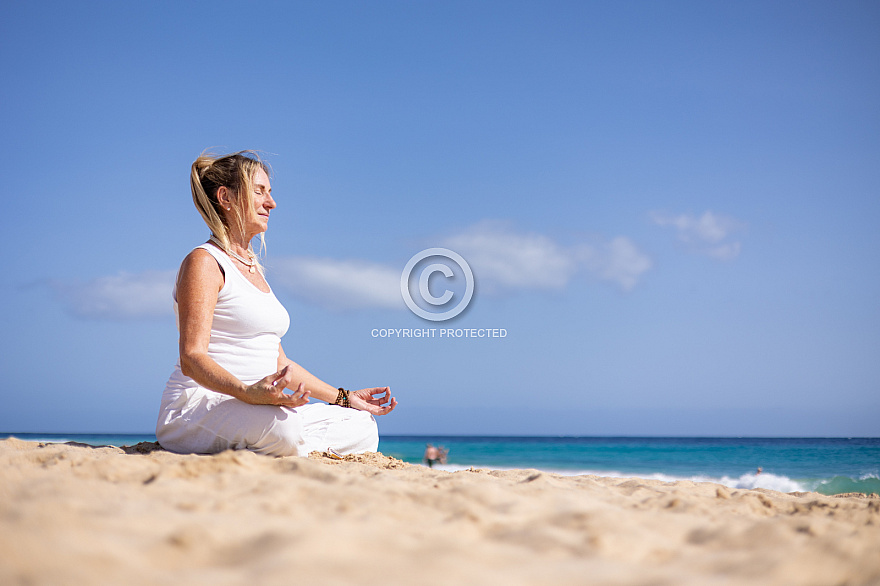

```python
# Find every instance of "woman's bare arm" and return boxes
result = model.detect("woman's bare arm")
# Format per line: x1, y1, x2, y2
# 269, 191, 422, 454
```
276, 345, 339, 403
277, 345, 397, 415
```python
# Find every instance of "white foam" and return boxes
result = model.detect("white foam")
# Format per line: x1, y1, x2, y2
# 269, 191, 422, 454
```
416, 463, 808, 492
722, 472, 805, 493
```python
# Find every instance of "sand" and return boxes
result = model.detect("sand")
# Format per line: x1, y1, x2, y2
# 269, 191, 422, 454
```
1, 438, 878, 585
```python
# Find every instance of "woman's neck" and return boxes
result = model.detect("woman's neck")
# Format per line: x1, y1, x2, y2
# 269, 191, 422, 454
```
224, 231, 256, 257
209, 233, 254, 261
227, 239, 251, 257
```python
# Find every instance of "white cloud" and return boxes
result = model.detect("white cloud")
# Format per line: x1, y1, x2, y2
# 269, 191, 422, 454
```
269, 222, 653, 312
441, 220, 577, 290
53, 270, 176, 319
705, 241, 741, 261
585, 236, 655, 292
443, 221, 652, 292
269, 222, 652, 313
271, 257, 400, 311
54, 222, 652, 319
651, 210, 745, 260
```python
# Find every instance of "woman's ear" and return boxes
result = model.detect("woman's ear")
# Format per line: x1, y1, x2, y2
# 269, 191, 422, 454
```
216, 186, 233, 211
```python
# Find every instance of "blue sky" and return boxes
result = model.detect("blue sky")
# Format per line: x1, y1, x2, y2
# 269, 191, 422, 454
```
1, 1, 878, 436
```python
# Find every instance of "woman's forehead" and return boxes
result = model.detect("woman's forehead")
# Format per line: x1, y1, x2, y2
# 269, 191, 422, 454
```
253, 168, 271, 190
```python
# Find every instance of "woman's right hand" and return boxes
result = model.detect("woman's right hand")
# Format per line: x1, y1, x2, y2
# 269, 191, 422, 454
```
240, 366, 310, 407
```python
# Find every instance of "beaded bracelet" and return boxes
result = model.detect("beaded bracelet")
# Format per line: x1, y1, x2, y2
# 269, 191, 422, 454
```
333, 388, 351, 408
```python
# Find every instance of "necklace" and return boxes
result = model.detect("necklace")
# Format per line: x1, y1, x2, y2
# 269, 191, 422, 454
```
209, 235, 257, 273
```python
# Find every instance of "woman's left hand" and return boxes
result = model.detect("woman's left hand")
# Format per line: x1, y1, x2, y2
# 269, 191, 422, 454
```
349, 387, 397, 416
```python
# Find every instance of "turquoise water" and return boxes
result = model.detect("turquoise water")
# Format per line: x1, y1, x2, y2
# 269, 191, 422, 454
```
378, 436, 880, 496
4, 433, 878, 496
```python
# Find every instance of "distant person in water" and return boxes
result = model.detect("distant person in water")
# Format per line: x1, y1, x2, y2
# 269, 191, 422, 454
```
424, 444, 448, 467
424, 444, 440, 467
155, 151, 397, 457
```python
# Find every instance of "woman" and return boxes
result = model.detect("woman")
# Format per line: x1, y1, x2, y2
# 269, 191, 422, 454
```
156, 151, 396, 457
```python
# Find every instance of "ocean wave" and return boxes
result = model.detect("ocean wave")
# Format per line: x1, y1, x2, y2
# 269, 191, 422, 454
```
813, 475, 880, 496
418, 464, 880, 495
720, 472, 805, 493
598, 471, 807, 493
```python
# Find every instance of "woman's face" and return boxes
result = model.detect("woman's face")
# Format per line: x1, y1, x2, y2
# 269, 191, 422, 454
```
247, 168, 275, 235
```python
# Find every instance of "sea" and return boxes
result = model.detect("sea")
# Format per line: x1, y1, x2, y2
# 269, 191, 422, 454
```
4, 433, 878, 496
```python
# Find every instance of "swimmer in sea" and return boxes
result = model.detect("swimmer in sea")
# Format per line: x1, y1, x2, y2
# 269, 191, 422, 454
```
424, 444, 440, 467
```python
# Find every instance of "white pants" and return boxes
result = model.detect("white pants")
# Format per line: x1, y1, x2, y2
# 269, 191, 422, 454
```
156, 389, 379, 457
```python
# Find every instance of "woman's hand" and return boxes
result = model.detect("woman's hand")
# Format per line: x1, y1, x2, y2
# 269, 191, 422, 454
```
349, 387, 397, 416
240, 366, 310, 408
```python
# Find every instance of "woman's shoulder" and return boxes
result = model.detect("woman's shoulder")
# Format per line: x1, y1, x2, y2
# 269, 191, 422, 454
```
179, 246, 225, 282
185, 245, 217, 261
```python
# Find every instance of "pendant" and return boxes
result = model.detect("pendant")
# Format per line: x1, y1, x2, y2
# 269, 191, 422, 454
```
249, 265, 256, 274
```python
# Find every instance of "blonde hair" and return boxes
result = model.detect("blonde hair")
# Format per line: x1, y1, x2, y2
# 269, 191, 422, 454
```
190, 150, 271, 269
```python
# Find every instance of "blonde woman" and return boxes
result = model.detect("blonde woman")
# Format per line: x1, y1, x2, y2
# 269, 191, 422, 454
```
156, 151, 396, 456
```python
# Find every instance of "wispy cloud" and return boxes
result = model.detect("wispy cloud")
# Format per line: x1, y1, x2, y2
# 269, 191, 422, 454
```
269, 221, 652, 312
441, 221, 577, 290
270, 257, 400, 311
650, 211, 745, 260
52, 270, 176, 319
580, 236, 655, 291
443, 220, 652, 292
53, 221, 653, 319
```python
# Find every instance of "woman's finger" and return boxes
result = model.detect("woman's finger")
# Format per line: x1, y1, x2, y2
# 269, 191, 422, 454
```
258, 366, 288, 389
272, 365, 295, 388
278, 388, 309, 407
283, 384, 308, 401
383, 398, 398, 414
284, 381, 304, 397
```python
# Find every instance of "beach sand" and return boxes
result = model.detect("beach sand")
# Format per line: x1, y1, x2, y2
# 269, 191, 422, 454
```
1, 438, 878, 585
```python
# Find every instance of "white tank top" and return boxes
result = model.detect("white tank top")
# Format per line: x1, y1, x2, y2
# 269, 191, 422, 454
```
167, 243, 290, 389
